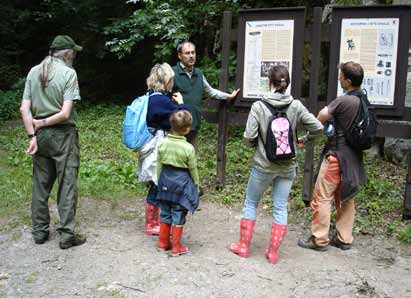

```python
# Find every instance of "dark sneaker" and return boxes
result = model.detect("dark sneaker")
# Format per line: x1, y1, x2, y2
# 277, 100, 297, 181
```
298, 236, 328, 251
330, 237, 352, 250
34, 235, 49, 245
59, 235, 87, 249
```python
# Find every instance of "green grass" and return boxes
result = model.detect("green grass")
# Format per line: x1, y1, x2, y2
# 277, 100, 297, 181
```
0, 104, 409, 243
398, 226, 411, 244
0, 104, 146, 221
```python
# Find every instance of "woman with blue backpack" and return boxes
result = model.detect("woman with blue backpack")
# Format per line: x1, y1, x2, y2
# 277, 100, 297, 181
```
138, 63, 190, 235
229, 65, 323, 264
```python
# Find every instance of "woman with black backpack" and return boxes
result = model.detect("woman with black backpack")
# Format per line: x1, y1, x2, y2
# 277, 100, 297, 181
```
229, 65, 323, 264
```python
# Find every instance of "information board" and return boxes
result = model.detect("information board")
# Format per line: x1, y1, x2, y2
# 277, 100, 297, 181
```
337, 18, 399, 105
235, 8, 305, 107
243, 20, 294, 98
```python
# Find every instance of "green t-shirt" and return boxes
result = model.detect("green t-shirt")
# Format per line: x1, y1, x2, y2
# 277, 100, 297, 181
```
157, 134, 200, 187
23, 57, 81, 125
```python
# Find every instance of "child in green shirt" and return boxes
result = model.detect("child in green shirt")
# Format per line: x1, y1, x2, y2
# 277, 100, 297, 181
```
156, 110, 200, 256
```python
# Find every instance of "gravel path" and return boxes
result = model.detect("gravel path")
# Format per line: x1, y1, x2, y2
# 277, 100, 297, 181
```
1, 198, 410, 298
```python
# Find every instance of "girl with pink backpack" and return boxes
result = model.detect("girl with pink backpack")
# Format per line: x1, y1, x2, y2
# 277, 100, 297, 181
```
229, 65, 323, 264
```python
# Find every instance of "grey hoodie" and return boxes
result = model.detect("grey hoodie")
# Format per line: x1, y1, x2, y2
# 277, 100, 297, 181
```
243, 92, 323, 174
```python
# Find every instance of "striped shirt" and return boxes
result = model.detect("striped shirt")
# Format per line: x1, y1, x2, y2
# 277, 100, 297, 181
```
157, 134, 200, 187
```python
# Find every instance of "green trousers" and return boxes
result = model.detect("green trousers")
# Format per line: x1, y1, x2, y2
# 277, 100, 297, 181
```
31, 125, 79, 243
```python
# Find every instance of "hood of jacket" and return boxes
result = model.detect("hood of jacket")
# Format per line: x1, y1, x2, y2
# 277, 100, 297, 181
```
261, 92, 293, 108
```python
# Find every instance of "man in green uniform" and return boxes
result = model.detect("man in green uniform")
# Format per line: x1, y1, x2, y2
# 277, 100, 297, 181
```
172, 41, 240, 146
20, 35, 86, 249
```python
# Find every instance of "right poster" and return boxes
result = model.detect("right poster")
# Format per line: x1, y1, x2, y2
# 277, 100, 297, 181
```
337, 18, 399, 106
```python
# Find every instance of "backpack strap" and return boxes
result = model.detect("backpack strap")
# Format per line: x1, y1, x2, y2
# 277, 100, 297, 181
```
330, 90, 370, 150
260, 100, 278, 115
257, 100, 275, 146
148, 91, 162, 97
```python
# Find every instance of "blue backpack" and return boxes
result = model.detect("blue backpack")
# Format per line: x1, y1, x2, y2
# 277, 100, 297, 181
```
122, 92, 160, 150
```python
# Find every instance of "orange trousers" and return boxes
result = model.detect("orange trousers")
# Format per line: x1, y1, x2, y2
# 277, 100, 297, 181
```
311, 155, 355, 246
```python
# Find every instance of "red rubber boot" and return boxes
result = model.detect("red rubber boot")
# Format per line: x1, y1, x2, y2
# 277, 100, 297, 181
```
265, 223, 287, 264
145, 203, 160, 235
229, 219, 256, 258
157, 222, 171, 250
171, 225, 188, 256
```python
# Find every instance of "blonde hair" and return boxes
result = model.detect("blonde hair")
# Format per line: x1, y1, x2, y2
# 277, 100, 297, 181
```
170, 110, 192, 134
146, 63, 174, 92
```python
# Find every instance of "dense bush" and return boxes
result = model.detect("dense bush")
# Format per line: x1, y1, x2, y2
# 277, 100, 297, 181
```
0, 65, 21, 90
0, 79, 25, 122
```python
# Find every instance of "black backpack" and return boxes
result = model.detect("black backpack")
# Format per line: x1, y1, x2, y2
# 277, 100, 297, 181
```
259, 101, 296, 161
344, 89, 378, 151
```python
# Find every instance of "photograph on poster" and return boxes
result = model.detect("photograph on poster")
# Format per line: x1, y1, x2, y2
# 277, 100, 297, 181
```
337, 18, 399, 106
243, 19, 294, 98
260, 61, 289, 77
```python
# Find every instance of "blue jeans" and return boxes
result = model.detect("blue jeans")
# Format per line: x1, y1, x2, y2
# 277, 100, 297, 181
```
242, 167, 296, 225
159, 201, 188, 225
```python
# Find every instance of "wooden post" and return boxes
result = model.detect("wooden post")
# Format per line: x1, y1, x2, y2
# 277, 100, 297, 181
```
393, 0, 411, 219
404, 156, 411, 220
216, 11, 232, 189
302, 7, 322, 205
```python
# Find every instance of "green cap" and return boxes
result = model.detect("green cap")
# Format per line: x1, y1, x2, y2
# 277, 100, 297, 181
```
50, 35, 83, 52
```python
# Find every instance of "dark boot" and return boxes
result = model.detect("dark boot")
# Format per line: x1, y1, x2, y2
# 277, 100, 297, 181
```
59, 234, 86, 249
145, 203, 160, 235
265, 224, 287, 264
297, 235, 328, 251
229, 218, 256, 258
330, 236, 352, 250
171, 225, 188, 256
157, 222, 171, 250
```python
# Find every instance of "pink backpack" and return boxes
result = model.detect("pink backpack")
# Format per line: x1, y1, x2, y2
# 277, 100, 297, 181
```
259, 101, 296, 161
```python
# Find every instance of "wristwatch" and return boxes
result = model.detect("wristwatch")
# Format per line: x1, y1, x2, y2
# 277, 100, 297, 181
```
28, 133, 36, 139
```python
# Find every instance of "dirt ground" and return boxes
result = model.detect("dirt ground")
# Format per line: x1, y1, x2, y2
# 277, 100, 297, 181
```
1, 198, 410, 298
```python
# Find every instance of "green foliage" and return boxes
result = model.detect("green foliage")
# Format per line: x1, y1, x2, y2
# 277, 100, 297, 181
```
354, 161, 403, 232
0, 79, 25, 122
105, 2, 190, 60
76, 104, 146, 198
200, 50, 237, 90
105, 0, 241, 61
397, 226, 411, 244
0, 0, 134, 101
0, 65, 21, 90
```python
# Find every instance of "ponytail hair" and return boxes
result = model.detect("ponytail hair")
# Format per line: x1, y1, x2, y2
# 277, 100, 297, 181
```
39, 50, 54, 90
39, 49, 73, 89
268, 65, 290, 93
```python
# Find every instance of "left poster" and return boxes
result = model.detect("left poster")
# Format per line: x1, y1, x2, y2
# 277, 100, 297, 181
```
243, 20, 294, 98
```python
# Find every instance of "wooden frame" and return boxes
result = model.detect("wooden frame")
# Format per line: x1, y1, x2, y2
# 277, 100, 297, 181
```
213, 5, 411, 219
